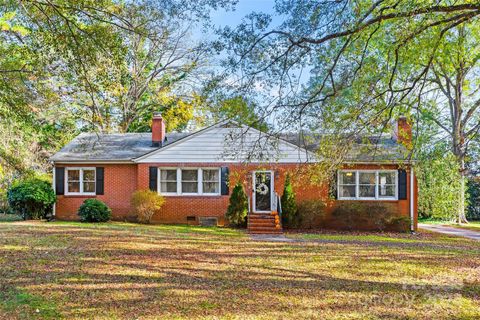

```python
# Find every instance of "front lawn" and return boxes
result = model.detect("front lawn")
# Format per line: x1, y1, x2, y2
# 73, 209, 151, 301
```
0, 221, 479, 319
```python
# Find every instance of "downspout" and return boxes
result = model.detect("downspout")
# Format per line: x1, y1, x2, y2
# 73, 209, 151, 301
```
52, 163, 56, 217
410, 167, 414, 233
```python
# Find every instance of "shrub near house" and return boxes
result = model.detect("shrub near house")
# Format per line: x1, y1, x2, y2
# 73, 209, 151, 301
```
331, 202, 410, 232
225, 183, 248, 227
131, 190, 165, 224
78, 199, 111, 222
7, 178, 56, 220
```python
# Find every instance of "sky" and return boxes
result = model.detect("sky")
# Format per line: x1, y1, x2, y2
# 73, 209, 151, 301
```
211, 0, 276, 28
192, 0, 278, 42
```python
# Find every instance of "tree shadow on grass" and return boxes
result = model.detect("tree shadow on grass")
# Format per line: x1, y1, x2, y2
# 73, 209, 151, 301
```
0, 222, 479, 319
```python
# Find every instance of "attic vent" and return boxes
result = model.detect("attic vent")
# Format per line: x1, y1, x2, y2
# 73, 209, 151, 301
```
198, 217, 218, 227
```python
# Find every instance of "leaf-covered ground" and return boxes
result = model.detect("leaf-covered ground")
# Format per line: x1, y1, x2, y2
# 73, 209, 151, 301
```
0, 221, 479, 319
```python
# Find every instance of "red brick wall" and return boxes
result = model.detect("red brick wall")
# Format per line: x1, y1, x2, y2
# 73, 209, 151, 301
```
55, 164, 137, 221
324, 164, 418, 231
55, 162, 418, 231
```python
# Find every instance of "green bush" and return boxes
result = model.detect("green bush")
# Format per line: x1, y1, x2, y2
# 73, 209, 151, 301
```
7, 178, 56, 220
78, 199, 111, 222
385, 216, 411, 232
225, 183, 248, 227
416, 150, 465, 220
332, 202, 406, 232
467, 180, 480, 221
131, 190, 164, 224
281, 174, 298, 227
295, 200, 327, 229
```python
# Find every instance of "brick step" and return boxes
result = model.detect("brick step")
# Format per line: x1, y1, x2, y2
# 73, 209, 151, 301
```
248, 226, 281, 231
249, 217, 276, 221
249, 216, 276, 221
247, 212, 282, 234
248, 230, 283, 234
248, 221, 276, 228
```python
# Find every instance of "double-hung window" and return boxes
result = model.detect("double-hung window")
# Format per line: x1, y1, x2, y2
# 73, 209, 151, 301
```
181, 169, 198, 194
66, 168, 96, 195
338, 171, 356, 198
202, 169, 220, 194
159, 169, 177, 194
337, 170, 397, 200
157, 168, 220, 196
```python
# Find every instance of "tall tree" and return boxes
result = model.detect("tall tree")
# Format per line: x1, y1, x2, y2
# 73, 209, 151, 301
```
221, 0, 480, 222
420, 24, 480, 222
0, 0, 236, 180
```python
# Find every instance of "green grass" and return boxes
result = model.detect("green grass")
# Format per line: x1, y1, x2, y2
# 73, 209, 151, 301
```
0, 213, 23, 222
0, 221, 479, 319
0, 288, 61, 319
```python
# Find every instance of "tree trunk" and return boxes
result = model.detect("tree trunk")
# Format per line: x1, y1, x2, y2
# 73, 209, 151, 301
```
458, 157, 468, 224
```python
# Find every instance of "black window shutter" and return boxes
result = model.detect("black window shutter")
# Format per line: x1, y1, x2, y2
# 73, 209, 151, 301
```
398, 169, 407, 200
220, 167, 229, 195
329, 171, 338, 199
55, 167, 65, 195
96, 167, 104, 195
149, 167, 158, 191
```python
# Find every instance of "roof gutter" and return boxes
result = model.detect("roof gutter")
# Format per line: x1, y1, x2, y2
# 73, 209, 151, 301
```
52, 167, 56, 217
410, 167, 415, 233
51, 160, 134, 165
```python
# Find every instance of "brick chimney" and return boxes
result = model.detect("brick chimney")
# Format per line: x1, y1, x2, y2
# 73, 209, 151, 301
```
152, 112, 166, 147
393, 116, 412, 147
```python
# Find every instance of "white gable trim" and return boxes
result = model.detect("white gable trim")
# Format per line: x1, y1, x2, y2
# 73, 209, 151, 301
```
133, 120, 230, 162
133, 120, 317, 163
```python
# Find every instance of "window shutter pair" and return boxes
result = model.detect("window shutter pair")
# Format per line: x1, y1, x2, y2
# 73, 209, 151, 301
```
148, 166, 230, 195
54, 167, 104, 195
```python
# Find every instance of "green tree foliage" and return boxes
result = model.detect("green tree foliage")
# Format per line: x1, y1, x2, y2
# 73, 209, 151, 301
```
225, 183, 248, 227
222, 1, 480, 222
280, 174, 297, 227
417, 148, 466, 221
78, 199, 111, 222
7, 178, 55, 220
0, 0, 235, 190
467, 180, 480, 221
207, 96, 268, 131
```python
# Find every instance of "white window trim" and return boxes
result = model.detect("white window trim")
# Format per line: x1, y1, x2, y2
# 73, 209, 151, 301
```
252, 170, 274, 213
201, 168, 221, 195
337, 170, 398, 201
65, 167, 96, 196
158, 168, 179, 196
157, 167, 221, 196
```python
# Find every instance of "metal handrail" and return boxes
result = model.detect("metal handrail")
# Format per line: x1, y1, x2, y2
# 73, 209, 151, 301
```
276, 192, 282, 226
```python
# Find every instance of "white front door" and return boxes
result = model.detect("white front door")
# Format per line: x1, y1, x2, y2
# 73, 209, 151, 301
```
253, 171, 274, 213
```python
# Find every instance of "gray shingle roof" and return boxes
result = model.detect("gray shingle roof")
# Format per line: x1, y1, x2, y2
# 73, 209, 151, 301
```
51, 127, 411, 163
50, 132, 189, 162
281, 133, 411, 162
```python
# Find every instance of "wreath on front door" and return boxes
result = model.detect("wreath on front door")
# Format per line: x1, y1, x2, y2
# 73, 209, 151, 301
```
256, 183, 269, 195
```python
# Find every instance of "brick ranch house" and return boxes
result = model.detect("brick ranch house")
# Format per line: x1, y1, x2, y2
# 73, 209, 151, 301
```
51, 114, 418, 233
